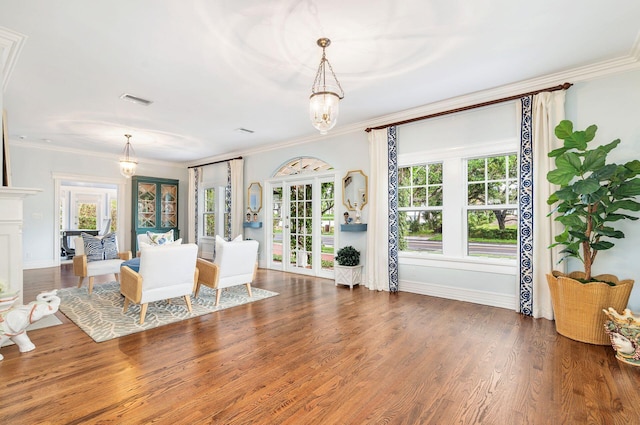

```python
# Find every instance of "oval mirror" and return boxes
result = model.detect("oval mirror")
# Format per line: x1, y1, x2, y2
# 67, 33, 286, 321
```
342, 170, 368, 211
248, 182, 262, 213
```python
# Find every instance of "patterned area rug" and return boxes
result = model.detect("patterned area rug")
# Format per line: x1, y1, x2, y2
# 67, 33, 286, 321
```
57, 282, 278, 342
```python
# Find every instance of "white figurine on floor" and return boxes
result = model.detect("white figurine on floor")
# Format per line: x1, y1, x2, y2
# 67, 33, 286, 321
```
0, 290, 60, 361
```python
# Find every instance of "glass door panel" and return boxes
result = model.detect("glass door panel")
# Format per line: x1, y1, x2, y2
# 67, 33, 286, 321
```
137, 182, 156, 228
287, 181, 314, 273
320, 180, 335, 272
160, 184, 177, 227
271, 185, 283, 268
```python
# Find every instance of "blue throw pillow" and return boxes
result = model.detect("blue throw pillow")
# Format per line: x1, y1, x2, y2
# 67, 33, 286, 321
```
82, 233, 105, 262
81, 232, 119, 262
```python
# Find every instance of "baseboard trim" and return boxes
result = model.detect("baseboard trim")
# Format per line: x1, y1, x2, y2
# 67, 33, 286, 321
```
23, 260, 58, 270
399, 279, 516, 310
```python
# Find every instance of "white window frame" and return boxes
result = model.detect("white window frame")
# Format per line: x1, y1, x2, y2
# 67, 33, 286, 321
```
397, 139, 518, 274
200, 182, 226, 239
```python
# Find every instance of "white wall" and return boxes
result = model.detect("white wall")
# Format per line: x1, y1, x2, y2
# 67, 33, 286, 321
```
10, 144, 188, 269
565, 69, 640, 311
396, 102, 519, 309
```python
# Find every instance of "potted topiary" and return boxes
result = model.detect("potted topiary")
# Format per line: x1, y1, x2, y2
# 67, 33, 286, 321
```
546, 120, 640, 344
334, 245, 362, 289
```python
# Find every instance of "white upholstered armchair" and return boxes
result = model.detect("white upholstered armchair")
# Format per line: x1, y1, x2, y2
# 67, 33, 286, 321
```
195, 237, 259, 305
120, 243, 199, 324
72, 235, 132, 294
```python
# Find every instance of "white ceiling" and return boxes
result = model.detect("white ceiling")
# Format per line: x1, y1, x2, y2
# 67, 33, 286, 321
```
1, 0, 639, 165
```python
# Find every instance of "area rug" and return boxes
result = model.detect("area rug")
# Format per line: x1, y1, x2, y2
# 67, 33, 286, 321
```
57, 282, 278, 343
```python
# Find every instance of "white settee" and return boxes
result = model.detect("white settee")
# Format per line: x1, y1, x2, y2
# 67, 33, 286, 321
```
120, 243, 199, 324
72, 235, 132, 294
194, 236, 259, 305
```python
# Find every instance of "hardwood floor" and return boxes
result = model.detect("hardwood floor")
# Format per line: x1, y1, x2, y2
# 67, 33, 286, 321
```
2, 266, 639, 424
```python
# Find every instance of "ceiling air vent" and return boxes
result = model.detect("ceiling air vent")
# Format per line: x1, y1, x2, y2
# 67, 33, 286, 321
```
119, 93, 153, 106
235, 128, 255, 134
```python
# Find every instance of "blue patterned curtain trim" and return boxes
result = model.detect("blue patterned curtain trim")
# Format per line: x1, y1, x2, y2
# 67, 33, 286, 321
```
388, 126, 399, 292
518, 96, 534, 316
194, 167, 200, 245
225, 163, 231, 240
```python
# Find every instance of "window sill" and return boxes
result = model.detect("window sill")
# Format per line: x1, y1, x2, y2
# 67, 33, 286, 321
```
399, 252, 516, 275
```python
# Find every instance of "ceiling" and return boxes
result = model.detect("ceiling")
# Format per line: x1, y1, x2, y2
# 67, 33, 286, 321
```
1, 0, 639, 165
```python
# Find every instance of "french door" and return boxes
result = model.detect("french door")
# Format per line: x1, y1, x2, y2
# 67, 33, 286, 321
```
267, 175, 336, 278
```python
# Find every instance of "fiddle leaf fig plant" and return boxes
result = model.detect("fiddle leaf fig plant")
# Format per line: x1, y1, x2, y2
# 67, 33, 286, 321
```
547, 120, 640, 282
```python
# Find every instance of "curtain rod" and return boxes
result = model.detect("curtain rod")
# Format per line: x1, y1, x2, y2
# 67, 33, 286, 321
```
187, 156, 243, 169
365, 82, 573, 132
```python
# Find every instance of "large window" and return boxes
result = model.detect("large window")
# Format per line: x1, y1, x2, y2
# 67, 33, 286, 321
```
398, 163, 443, 253
203, 187, 216, 237
466, 153, 518, 259
399, 152, 517, 261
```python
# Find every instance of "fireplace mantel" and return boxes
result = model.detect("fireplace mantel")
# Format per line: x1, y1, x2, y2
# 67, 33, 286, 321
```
0, 187, 42, 304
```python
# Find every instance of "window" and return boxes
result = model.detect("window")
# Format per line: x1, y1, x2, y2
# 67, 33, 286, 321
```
466, 153, 518, 259
203, 187, 216, 237
398, 163, 443, 253
398, 151, 518, 261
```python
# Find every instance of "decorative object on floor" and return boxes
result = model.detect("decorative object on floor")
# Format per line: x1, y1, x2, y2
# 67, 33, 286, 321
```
0, 290, 60, 360
603, 307, 640, 366
335, 245, 362, 289
546, 120, 640, 344
57, 282, 277, 343
73, 235, 132, 294
120, 243, 198, 324
309, 37, 344, 135
119, 133, 137, 178
194, 236, 259, 305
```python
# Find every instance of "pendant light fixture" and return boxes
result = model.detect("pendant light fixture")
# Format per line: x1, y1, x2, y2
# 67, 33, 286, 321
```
119, 134, 137, 178
309, 38, 344, 135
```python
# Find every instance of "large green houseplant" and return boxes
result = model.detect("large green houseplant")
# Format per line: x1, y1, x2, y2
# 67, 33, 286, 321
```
546, 120, 640, 344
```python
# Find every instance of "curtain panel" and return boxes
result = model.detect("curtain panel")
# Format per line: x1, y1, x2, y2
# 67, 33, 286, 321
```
187, 167, 200, 245
518, 91, 566, 318
366, 127, 399, 292
230, 159, 244, 239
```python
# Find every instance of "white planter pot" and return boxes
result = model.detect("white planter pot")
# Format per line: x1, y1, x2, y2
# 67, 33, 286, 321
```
335, 264, 362, 289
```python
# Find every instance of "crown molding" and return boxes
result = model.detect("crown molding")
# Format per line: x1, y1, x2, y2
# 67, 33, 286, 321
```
12, 140, 182, 169
196, 46, 640, 166
0, 26, 27, 91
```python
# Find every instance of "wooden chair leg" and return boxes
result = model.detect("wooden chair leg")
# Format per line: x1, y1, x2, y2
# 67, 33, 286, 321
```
77, 276, 84, 288
88, 277, 95, 294
184, 295, 192, 313
114, 273, 120, 283
245, 283, 252, 298
194, 282, 201, 297
215, 289, 222, 306
122, 298, 130, 313
140, 304, 148, 324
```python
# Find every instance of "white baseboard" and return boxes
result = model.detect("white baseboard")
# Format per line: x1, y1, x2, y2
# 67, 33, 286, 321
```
399, 279, 516, 310
23, 260, 58, 270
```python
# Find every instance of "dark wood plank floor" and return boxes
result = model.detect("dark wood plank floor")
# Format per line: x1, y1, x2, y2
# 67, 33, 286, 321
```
2, 266, 639, 424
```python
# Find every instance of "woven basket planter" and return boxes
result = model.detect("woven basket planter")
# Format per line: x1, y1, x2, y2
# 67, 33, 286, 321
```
547, 271, 634, 345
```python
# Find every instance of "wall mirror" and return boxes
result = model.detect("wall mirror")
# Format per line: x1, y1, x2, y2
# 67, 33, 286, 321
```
342, 170, 368, 211
247, 182, 262, 213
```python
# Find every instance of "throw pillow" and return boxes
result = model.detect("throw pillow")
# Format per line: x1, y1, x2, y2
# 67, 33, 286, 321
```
102, 233, 119, 260
81, 232, 120, 262
146, 229, 174, 245
139, 238, 182, 248
81, 233, 105, 262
